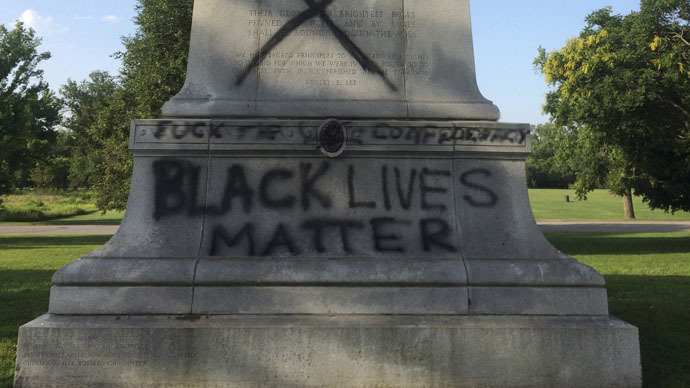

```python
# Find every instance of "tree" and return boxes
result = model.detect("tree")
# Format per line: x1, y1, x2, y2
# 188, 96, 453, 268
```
526, 123, 576, 189
0, 22, 61, 194
60, 71, 117, 188
91, 0, 193, 211
535, 0, 690, 217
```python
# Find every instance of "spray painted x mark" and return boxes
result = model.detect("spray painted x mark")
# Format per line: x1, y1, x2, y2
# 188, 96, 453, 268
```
235, 0, 398, 91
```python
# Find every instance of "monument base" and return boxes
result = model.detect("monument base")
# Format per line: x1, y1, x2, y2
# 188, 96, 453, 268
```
15, 314, 640, 388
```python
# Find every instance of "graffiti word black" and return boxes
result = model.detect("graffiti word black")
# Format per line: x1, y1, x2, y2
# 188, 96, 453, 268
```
153, 160, 455, 220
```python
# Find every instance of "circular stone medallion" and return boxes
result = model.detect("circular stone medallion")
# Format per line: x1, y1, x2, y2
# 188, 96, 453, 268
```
318, 119, 347, 158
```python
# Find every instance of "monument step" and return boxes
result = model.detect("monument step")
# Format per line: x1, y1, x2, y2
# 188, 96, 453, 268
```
15, 314, 641, 388
48, 284, 607, 316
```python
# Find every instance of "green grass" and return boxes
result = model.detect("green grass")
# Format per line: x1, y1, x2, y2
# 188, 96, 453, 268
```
0, 190, 98, 223
38, 210, 125, 225
0, 235, 111, 387
1, 233, 689, 386
530, 189, 690, 221
545, 232, 690, 387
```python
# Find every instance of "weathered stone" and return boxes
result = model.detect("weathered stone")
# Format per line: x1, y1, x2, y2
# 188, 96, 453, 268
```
15, 315, 641, 388
468, 287, 609, 316
193, 287, 469, 314
161, 0, 499, 120
45, 119, 609, 317
49, 286, 193, 315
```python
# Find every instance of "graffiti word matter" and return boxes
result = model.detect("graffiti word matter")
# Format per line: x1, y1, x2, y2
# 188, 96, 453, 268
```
151, 160, 499, 256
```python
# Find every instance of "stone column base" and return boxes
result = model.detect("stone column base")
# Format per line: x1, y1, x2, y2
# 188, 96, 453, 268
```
15, 314, 641, 387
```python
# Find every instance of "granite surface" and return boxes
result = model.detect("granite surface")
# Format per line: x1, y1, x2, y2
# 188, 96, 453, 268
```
162, 0, 500, 119
46, 119, 609, 317
15, 314, 642, 388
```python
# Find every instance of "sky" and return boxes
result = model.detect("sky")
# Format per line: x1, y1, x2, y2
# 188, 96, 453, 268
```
2, 0, 641, 125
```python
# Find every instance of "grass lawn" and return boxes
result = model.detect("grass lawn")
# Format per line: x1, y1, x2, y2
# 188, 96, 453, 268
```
545, 232, 690, 387
0, 235, 111, 387
0, 190, 123, 225
530, 189, 690, 221
1, 232, 689, 387
38, 210, 125, 225
0, 191, 98, 223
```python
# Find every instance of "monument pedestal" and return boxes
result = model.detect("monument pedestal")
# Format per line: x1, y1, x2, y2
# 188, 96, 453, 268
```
15, 0, 642, 385
15, 119, 642, 387
45, 119, 607, 317
16, 315, 640, 388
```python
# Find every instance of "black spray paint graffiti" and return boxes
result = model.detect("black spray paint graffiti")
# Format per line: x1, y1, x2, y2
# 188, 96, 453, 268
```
152, 121, 224, 140
459, 169, 498, 208
207, 217, 456, 256
364, 123, 529, 145
152, 160, 498, 256
144, 121, 529, 147
235, 0, 398, 91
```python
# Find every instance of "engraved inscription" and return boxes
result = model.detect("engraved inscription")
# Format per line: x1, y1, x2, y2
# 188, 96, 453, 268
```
233, 2, 428, 91
237, 0, 398, 91
21, 333, 153, 368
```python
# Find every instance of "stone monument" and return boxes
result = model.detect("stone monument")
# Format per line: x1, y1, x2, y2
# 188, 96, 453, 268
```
15, 0, 642, 386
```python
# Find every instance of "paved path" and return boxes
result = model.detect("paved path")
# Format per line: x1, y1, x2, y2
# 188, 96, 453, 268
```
1, 222, 690, 235
0, 225, 119, 235
538, 221, 690, 233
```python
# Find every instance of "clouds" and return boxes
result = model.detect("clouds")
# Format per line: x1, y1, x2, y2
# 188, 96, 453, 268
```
101, 15, 119, 23
74, 14, 120, 23
17, 9, 68, 35
9, 9, 122, 36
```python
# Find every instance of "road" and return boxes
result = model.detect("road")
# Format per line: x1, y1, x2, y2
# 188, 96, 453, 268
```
1, 222, 690, 235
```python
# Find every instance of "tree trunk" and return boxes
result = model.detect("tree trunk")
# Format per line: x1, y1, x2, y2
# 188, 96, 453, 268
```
623, 188, 636, 220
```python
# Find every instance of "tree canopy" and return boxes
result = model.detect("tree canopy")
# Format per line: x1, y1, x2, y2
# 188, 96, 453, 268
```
60, 71, 118, 189
88, 0, 193, 210
0, 23, 61, 194
526, 123, 576, 189
535, 0, 690, 213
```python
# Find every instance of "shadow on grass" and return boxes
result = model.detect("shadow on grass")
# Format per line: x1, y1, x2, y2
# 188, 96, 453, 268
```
39, 220, 120, 226
0, 270, 54, 388
0, 235, 111, 249
604, 274, 690, 388
0, 211, 91, 223
545, 232, 690, 255
0, 269, 54, 322
39, 217, 122, 226
0, 376, 12, 388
